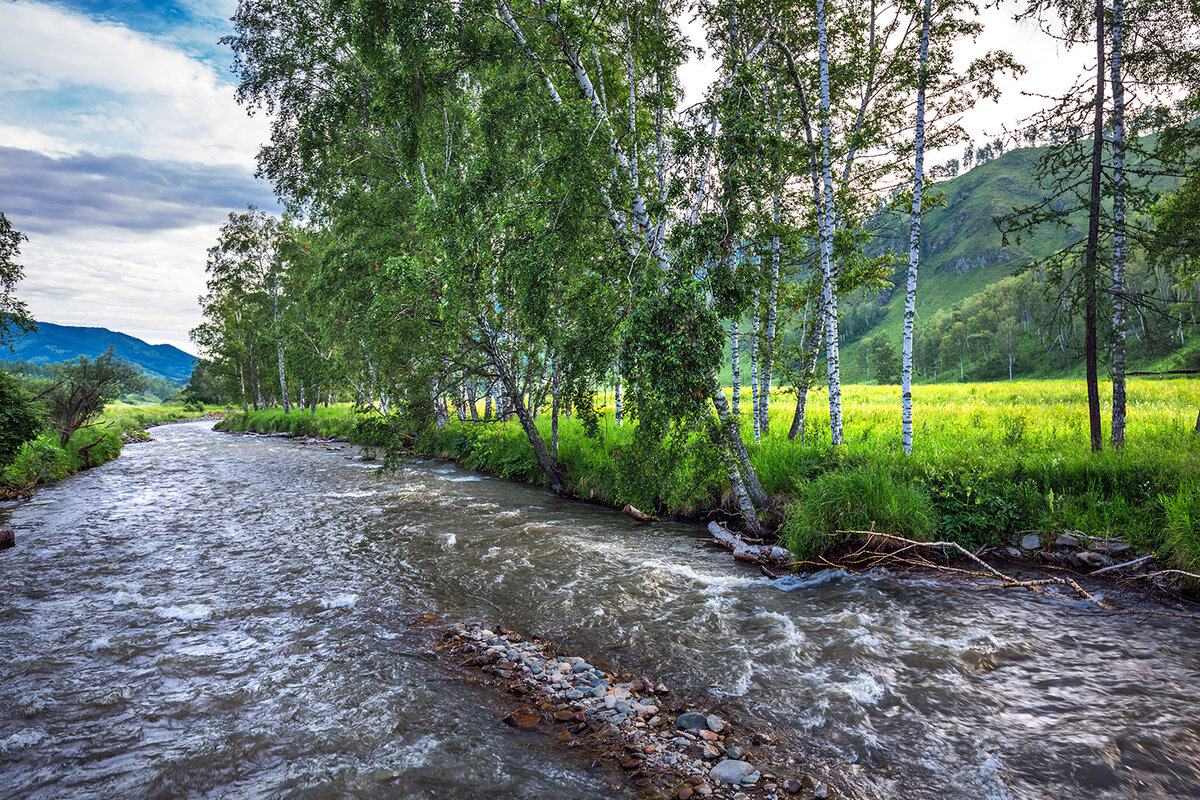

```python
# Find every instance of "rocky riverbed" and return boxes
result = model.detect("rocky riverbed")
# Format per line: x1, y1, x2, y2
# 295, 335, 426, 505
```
438, 621, 843, 800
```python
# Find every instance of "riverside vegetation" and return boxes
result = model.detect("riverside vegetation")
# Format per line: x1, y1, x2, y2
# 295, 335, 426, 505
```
0, 403, 207, 498
218, 377, 1200, 579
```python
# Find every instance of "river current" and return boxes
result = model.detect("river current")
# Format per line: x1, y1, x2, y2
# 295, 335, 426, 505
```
2, 421, 1198, 799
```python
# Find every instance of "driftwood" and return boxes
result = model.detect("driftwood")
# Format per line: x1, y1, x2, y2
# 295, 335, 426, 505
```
708, 521, 792, 565
622, 504, 657, 523
819, 530, 1114, 609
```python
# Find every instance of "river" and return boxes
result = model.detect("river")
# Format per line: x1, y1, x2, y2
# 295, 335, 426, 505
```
2, 421, 1199, 799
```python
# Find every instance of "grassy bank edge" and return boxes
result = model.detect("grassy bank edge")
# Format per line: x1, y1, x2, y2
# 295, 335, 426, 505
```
1, 405, 219, 498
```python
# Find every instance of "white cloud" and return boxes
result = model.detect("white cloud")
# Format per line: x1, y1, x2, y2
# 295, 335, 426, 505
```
19, 222, 219, 353
0, 0, 266, 166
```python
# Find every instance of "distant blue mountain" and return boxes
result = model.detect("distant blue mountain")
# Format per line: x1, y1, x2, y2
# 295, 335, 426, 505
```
9, 321, 197, 383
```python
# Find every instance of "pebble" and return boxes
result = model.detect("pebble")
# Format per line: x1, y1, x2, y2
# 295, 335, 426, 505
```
782, 779, 802, 794
677, 712, 709, 731
573, 662, 592, 673
677, 789, 693, 800
813, 783, 831, 799
726, 746, 744, 760
706, 714, 726, 733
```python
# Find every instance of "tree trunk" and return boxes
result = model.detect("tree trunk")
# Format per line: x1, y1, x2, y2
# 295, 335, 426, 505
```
751, 287, 760, 442
761, 199, 780, 437
710, 382, 768, 508
551, 357, 560, 453
467, 380, 480, 421
485, 381, 494, 421
273, 276, 289, 412
788, 305, 824, 442
1109, 0, 1128, 449
614, 360, 623, 426
901, 0, 932, 456
730, 316, 741, 419
816, 0, 844, 446
1084, 0, 1106, 453
492, 346, 566, 494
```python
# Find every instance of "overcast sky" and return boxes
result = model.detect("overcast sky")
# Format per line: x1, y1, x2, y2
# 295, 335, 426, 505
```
0, 1, 1084, 355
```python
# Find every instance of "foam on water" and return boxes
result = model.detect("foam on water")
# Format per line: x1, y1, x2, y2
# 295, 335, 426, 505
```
0, 729, 46, 753
320, 594, 359, 609
158, 603, 213, 621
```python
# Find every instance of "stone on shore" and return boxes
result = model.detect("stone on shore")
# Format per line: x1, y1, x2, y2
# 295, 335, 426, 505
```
677, 712, 709, 731
1020, 533, 1041, 550
709, 759, 756, 785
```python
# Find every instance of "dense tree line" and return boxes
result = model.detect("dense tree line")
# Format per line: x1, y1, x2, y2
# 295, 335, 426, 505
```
196, 0, 1200, 531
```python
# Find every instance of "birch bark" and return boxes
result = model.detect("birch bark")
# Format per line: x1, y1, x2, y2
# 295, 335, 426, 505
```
817, 0, 845, 445
901, 0, 932, 456
1109, 0, 1128, 449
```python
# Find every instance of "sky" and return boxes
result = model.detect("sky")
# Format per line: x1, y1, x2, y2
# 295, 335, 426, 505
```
0, 1, 1085, 355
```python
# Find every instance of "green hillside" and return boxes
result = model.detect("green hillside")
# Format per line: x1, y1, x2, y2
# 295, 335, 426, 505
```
6, 322, 197, 383
835, 139, 1185, 382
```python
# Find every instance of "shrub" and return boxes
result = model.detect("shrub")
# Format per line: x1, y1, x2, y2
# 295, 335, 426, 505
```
1161, 481, 1200, 575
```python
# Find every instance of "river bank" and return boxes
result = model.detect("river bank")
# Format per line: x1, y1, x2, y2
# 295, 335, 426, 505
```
217, 403, 1200, 600
0, 405, 215, 501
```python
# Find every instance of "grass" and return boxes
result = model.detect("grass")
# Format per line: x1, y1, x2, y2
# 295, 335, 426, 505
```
1, 403, 215, 496
217, 378, 1200, 571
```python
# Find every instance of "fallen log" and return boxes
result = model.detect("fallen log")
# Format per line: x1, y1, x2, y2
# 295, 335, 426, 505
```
622, 504, 657, 523
708, 521, 792, 565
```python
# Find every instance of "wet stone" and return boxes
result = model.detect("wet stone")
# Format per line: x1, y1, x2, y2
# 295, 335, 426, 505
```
726, 746, 744, 760
710, 760, 756, 785
705, 714, 726, 733
677, 712, 709, 731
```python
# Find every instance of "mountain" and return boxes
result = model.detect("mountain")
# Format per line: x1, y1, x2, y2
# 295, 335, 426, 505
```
836, 138, 1182, 380
8, 322, 197, 383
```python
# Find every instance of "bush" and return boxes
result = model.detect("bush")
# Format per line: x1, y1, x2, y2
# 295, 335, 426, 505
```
780, 465, 939, 560
1161, 481, 1200, 575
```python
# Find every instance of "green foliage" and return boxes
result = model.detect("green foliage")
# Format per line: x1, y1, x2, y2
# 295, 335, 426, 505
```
779, 465, 939, 560
43, 347, 148, 447
1161, 481, 1200, 576
0, 371, 41, 468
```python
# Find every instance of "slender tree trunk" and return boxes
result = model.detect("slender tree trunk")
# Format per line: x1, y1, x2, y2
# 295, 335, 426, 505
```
467, 380, 480, 421
485, 380, 494, 421
1110, 0, 1128, 449
730, 316, 741, 419
717, 433, 761, 536
751, 288, 760, 442
614, 360, 623, 426
901, 0, 932, 456
816, 0, 844, 445
490, 342, 566, 494
762, 195, 781, 437
789, 305, 824, 442
1083, 0, 1106, 453
551, 356, 560, 454
710, 382, 768, 508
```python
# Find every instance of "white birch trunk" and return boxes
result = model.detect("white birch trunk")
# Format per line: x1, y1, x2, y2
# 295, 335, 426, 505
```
901, 0, 932, 456
730, 317, 741, 419
272, 276, 289, 412
762, 193, 780, 437
614, 360, 624, 426
1110, 0, 1128, 449
817, 0, 844, 446
751, 287, 760, 442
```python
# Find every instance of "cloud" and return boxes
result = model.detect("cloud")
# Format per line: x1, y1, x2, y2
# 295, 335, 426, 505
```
19, 223, 219, 353
0, 0, 266, 166
0, 146, 277, 235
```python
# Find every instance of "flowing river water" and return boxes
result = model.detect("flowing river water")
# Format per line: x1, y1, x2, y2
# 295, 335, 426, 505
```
3, 421, 1200, 799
